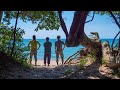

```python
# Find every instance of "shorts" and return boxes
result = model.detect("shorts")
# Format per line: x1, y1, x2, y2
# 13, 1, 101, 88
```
30, 50, 37, 60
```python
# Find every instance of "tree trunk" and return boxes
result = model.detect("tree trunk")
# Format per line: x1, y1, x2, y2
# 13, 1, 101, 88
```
11, 11, 19, 57
59, 11, 102, 64
0, 11, 3, 23
79, 34, 102, 64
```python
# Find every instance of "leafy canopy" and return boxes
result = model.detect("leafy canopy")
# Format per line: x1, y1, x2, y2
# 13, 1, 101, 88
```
2, 11, 120, 32
95, 11, 120, 22
3, 11, 60, 31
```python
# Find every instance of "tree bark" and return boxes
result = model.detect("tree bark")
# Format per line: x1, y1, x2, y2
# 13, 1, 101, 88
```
11, 11, 19, 56
0, 11, 3, 23
79, 34, 102, 64
58, 11, 68, 38
59, 11, 102, 64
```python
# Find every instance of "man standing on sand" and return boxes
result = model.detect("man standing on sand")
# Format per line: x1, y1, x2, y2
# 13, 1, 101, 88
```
28, 35, 41, 66
44, 37, 52, 66
55, 35, 65, 65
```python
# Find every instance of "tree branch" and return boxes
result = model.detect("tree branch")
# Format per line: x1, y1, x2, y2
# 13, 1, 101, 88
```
85, 11, 95, 23
109, 11, 120, 29
111, 31, 120, 52
11, 11, 20, 56
58, 11, 69, 38
0, 11, 3, 23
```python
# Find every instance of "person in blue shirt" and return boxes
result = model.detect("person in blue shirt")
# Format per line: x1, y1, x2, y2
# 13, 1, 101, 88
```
44, 37, 52, 66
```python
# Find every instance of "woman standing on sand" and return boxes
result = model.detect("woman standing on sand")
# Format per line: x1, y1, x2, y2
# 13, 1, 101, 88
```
28, 35, 41, 66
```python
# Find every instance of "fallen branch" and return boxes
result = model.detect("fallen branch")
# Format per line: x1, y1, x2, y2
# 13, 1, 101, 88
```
64, 50, 80, 64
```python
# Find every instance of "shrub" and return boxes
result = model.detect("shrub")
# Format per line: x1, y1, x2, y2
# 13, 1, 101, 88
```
0, 24, 30, 67
79, 58, 87, 69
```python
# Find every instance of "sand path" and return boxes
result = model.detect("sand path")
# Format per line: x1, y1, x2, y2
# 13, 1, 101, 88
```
1, 60, 119, 79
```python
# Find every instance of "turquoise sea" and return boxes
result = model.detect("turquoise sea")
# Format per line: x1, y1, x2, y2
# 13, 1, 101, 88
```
23, 39, 119, 60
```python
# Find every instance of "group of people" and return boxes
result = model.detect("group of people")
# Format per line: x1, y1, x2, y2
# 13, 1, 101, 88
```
28, 35, 65, 66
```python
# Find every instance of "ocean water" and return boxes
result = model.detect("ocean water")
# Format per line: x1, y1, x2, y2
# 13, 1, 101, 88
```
23, 39, 119, 60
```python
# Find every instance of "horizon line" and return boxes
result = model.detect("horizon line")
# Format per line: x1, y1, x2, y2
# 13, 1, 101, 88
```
23, 38, 118, 39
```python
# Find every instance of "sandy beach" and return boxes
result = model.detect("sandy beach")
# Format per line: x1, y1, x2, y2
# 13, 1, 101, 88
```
1, 59, 119, 79
31, 60, 62, 66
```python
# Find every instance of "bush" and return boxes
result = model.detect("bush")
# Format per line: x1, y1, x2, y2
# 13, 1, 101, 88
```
79, 58, 87, 69
0, 24, 30, 67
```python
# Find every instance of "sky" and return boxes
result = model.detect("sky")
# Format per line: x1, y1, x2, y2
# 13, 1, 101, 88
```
9, 11, 119, 39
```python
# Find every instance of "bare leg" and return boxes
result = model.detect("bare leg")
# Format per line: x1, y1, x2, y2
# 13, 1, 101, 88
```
56, 53, 59, 65
44, 53, 46, 66
30, 51, 33, 65
60, 52, 64, 64
34, 51, 37, 66
48, 54, 51, 66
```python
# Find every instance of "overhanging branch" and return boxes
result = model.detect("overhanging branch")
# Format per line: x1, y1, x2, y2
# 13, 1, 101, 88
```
109, 11, 120, 29
58, 11, 69, 38
111, 31, 120, 52
85, 11, 95, 23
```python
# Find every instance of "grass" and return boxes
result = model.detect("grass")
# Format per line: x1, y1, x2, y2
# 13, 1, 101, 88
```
102, 58, 106, 65
79, 58, 87, 70
87, 54, 95, 62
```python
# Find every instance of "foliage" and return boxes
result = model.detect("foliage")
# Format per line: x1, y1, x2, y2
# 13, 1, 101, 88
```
88, 50, 95, 58
1, 11, 61, 67
87, 54, 95, 62
102, 58, 106, 65
78, 49, 97, 69
0, 23, 30, 67
79, 58, 87, 69
95, 11, 120, 15
95, 11, 120, 24
2, 11, 119, 31
3, 11, 60, 31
